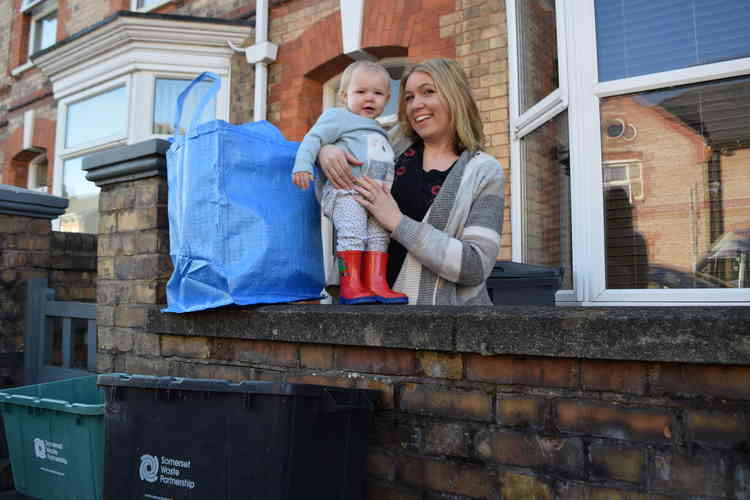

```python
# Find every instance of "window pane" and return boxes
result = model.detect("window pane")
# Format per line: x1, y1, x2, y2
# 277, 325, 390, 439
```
516, 0, 558, 113
66, 86, 127, 149
137, 0, 162, 8
596, 0, 750, 81
60, 156, 100, 234
381, 78, 401, 117
522, 111, 572, 289
32, 11, 57, 53
601, 76, 750, 289
154, 78, 216, 135
28, 156, 48, 192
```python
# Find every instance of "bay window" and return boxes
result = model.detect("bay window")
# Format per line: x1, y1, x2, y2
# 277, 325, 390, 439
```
32, 13, 248, 233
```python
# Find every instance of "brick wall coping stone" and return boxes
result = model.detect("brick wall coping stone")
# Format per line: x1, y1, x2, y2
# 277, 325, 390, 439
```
83, 139, 170, 186
147, 305, 750, 365
0, 185, 68, 218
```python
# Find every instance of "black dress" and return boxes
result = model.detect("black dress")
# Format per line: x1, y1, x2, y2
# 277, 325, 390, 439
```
387, 141, 454, 287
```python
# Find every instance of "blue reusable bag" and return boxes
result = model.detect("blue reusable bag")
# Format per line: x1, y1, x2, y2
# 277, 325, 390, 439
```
164, 72, 324, 312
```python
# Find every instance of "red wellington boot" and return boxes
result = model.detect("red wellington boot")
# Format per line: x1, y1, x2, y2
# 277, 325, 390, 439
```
363, 251, 408, 304
337, 251, 377, 305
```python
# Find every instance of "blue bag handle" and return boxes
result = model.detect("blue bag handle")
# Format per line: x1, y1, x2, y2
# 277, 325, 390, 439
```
171, 72, 221, 139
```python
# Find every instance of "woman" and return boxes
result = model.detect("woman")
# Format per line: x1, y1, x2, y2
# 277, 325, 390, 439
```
319, 59, 504, 305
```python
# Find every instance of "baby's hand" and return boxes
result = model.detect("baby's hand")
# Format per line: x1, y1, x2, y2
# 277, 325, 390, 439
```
292, 172, 313, 190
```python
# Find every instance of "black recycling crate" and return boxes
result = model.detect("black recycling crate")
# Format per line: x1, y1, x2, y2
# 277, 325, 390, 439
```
97, 374, 377, 500
487, 261, 563, 305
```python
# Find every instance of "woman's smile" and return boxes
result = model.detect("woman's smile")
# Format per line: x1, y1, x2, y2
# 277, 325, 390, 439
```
404, 72, 452, 146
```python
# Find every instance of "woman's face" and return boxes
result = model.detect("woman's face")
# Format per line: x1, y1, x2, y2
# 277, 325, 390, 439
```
403, 71, 452, 146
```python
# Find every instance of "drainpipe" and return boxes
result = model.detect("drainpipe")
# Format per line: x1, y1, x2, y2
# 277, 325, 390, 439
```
229, 0, 278, 121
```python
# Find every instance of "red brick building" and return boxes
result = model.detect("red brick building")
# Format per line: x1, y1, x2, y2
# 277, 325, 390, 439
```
1, 0, 748, 305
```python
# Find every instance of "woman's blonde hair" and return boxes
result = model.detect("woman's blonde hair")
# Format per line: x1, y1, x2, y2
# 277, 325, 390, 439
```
398, 59, 485, 153
338, 60, 391, 99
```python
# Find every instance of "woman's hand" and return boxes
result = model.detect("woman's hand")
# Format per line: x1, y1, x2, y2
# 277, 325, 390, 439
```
354, 176, 403, 233
318, 145, 362, 190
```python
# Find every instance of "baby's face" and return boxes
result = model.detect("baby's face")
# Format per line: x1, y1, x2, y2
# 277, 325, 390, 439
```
343, 69, 390, 119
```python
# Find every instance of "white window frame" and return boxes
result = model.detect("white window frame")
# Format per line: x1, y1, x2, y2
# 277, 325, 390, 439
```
131, 0, 171, 12
507, 0, 576, 303
52, 70, 230, 228
53, 76, 132, 201
27, 4, 57, 56
27, 153, 49, 193
564, 0, 750, 305
136, 71, 227, 142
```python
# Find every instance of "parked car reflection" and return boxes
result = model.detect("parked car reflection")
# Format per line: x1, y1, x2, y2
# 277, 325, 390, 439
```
695, 230, 750, 288
648, 230, 750, 289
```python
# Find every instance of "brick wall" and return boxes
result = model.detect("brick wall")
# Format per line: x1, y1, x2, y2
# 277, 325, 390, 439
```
0, 214, 52, 386
48, 231, 97, 302
0, 210, 48, 491
0, 218, 98, 390
95, 176, 171, 374
85, 140, 750, 498
114, 310, 750, 500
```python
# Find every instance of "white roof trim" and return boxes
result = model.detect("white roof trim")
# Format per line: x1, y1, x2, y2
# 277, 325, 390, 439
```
32, 14, 250, 96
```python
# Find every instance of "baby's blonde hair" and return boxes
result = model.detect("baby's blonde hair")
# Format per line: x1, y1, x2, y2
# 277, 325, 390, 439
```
398, 59, 485, 153
338, 60, 391, 99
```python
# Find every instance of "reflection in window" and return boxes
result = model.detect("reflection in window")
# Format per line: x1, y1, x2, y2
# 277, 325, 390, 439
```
66, 86, 127, 149
381, 78, 401, 118
60, 156, 100, 234
515, 0, 558, 113
153, 78, 217, 135
601, 76, 750, 289
603, 161, 643, 204
522, 111, 572, 288
596, 0, 750, 81
30, 10, 57, 54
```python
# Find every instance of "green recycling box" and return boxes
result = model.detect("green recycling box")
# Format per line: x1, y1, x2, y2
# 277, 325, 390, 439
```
0, 376, 105, 500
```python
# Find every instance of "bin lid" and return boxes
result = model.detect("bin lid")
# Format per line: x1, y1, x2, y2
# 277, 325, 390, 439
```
0, 375, 104, 415
97, 373, 376, 401
490, 261, 563, 280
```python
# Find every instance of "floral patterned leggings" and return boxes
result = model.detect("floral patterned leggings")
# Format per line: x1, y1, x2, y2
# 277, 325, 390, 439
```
329, 191, 389, 252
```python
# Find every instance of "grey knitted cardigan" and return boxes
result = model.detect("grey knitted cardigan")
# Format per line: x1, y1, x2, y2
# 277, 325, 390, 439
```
389, 134, 505, 305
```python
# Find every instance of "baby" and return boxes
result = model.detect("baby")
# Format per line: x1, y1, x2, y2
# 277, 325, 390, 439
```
292, 61, 407, 305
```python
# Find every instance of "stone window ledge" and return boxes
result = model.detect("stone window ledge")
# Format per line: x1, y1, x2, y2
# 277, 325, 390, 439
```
147, 305, 750, 366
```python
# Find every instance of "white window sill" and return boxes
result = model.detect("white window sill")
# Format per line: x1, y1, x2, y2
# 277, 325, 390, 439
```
133, 0, 171, 12
11, 60, 35, 77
